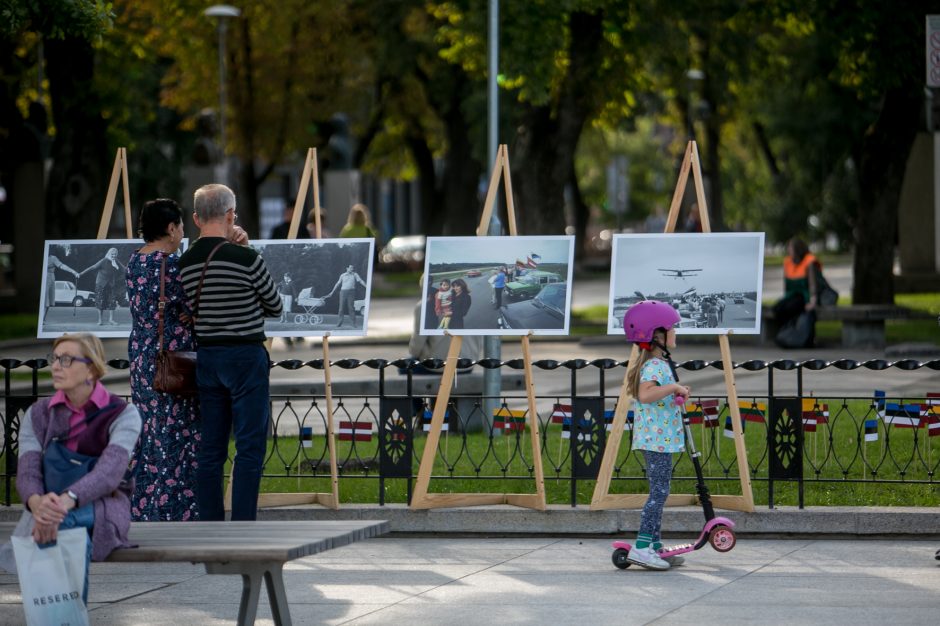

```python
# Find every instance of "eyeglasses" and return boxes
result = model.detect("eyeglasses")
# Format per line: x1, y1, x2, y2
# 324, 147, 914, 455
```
226, 208, 238, 222
48, 353, 93, 368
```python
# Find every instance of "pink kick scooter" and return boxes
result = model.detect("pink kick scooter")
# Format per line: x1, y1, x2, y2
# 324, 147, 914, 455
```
611, 356, 737, 569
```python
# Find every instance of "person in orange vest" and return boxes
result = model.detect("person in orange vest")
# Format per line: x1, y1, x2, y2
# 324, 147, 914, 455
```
773, 237, 819, 348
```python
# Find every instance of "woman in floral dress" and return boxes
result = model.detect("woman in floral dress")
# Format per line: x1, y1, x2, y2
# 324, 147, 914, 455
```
126, 199, 200, 521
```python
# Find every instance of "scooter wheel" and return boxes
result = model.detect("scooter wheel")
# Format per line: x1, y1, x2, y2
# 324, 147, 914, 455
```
612, 548, 632, 569
709, 526, 736, 552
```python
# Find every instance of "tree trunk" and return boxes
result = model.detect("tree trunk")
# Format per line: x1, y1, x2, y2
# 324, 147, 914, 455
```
439, 84, 483, 236
569, 160, 589, 263
510, 11, 604, 236
852, 87, 922, 304
43, 36, 110, 240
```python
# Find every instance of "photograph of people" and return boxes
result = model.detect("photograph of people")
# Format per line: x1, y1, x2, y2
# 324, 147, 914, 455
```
79, 247, 126, 326
126, 198, 200, 521
420, 235, 575, 336
607, 232, 765, 335
248, 239, 374, 336
38, 240, 143, 338
43, 245, 80, 322
327, 263, 368, 328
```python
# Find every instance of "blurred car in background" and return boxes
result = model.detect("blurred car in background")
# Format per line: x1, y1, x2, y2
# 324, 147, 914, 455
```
54, 280, 96, 307
498, 282, 567, 330
378, 235, 425, 271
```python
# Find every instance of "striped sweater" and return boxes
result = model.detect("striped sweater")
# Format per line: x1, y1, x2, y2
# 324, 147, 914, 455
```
179, 237, 282, 345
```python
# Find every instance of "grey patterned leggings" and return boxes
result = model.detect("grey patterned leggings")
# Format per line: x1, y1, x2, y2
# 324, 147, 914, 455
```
639, 450, 674, 539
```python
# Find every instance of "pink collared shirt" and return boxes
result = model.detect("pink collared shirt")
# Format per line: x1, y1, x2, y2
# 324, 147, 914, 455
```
48, 381, 110, 451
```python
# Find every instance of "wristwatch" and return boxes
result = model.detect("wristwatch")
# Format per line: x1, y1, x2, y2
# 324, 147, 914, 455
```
67, 490, 79, 506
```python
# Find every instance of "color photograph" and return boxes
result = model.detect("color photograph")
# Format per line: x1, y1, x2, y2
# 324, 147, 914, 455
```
251, 238, 375, 336
420, 235, 575, 336
607, 233, 766, 335
38, 239, 157, 339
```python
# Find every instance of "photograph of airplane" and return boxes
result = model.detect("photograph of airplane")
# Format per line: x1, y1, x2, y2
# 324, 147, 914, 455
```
659, 268, 702, 279
607, 233, 765, 335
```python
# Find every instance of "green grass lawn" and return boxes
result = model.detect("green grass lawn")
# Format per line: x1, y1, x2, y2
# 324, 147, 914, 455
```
251, 396, 940, 507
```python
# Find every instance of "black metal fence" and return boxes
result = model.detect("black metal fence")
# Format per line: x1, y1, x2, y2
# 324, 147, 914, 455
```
4, 356, 940, 508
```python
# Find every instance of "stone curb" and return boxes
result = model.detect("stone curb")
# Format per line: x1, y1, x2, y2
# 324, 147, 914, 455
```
251, 504, 940, 536
2, 504, 936, 535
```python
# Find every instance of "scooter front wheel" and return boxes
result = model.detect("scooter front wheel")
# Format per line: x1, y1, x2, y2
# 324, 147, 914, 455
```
709, 526, 736, 552
612, 548, 632, 569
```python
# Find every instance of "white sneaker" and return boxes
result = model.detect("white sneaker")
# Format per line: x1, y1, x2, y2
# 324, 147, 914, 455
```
659, 551, 685, 566
625, 546, 670, 570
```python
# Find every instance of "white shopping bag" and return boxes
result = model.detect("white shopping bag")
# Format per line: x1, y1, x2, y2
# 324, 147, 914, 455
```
12, 528, 90, 626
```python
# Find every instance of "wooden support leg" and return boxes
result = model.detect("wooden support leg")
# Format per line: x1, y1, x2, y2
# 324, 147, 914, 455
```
205, 561, 293, 626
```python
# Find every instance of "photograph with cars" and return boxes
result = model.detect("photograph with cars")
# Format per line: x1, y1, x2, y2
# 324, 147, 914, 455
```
607, 232, 765, 335
420, 235, 575, 336
39, 239, 163, 338
250, 238, 374, 336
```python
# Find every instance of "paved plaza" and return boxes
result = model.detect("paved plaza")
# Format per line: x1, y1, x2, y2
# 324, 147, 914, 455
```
1, 535, 938, 625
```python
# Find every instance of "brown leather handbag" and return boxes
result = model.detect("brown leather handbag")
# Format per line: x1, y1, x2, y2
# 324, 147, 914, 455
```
153, 242, 225, 395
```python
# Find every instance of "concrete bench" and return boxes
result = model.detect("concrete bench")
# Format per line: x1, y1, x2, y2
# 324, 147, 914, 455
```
2, 519, 389, 626
762, 305, 929, 349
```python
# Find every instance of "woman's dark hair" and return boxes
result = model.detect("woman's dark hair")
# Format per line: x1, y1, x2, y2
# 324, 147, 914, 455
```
139, 198, 183, 242
788, 237, 809, 263
452, 278, 470, 294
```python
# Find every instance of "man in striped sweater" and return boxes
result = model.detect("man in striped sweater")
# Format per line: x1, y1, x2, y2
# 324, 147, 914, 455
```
179, 184, 282, 521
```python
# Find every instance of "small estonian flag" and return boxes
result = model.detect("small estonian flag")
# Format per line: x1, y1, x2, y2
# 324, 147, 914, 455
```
422, 408, 449, 432
864, 419, 879, 442
301, 426, 313, 448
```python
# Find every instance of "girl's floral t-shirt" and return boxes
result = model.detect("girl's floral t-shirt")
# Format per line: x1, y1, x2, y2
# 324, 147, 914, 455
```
631, 357, 685, 453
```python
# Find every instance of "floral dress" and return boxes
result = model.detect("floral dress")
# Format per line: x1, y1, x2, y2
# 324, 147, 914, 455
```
126, 250, 200, 521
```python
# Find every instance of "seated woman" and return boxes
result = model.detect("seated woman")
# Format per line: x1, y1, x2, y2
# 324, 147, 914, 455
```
16, 333, 141, 604
772, 237, 818, 348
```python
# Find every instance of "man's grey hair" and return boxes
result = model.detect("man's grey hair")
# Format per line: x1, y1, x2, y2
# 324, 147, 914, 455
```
194, 184, 236, 222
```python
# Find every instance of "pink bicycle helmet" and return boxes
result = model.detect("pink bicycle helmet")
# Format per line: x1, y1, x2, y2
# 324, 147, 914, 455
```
623, 300, 681, 346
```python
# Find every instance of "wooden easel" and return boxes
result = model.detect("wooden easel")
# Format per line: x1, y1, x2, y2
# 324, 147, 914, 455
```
409, 144, 546, 510
590, 140, 755, 512
97, 148, 133, 237
225, 148, 340, 510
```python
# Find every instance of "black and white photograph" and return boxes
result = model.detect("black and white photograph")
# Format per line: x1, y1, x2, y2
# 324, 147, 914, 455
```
419, 235, 575, 336
251, 238, 375, 337
38, 239, 159, 338
607, 232, 766, 335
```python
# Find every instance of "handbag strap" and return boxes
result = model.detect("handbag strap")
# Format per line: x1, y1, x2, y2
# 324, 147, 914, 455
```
158, 241, 226, 351
51, 400, 126, 443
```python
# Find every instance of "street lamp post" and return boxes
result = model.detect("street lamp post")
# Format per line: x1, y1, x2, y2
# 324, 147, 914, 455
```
204, 5, 241, 186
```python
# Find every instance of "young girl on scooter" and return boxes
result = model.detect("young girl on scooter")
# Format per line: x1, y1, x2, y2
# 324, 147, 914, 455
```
623, 300, 690, 570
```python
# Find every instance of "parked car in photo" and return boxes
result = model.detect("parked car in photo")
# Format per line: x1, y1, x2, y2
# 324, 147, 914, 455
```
378, 235, 425, 271
504, 270, 562, 300
498, 282, 567, 330
54, 280, 96, 307
465, 269, 482, 277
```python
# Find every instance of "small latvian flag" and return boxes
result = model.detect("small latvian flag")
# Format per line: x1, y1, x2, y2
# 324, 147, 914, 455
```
551, 404, 572, 424
723, 415, 744, 438
301, 426, 313, 448
739, 401, 766, 423
864, 419, 879, 442
801, 399, 830, 432
880, 402, 921, 428
338, 420, 373, 442
422, 409, 449, 432
494, 408, 527, 431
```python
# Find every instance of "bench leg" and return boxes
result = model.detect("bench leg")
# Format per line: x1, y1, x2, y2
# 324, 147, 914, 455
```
205, 561, 293, 626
